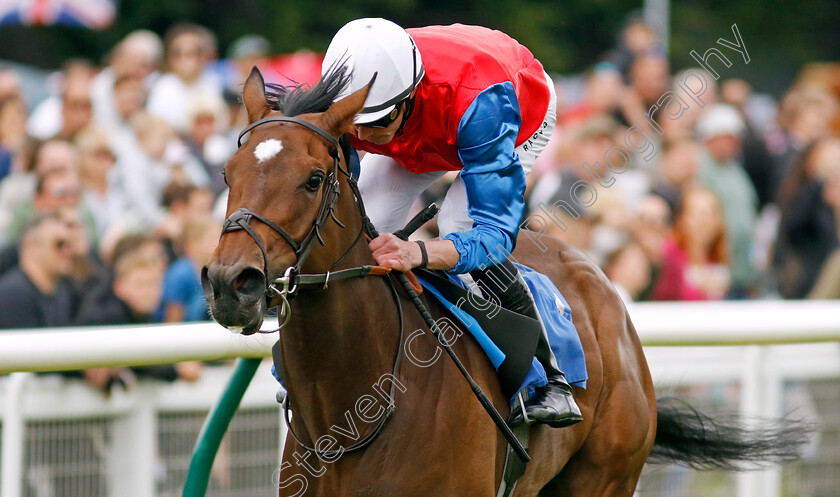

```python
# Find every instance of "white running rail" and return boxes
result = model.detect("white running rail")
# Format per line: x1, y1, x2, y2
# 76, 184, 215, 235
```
1, 301, 839, 497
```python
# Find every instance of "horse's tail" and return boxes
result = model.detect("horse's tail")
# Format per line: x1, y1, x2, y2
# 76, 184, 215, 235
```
648, 396, 813, 470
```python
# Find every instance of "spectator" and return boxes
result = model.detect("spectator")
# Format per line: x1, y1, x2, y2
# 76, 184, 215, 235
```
4, 163, 92, 244
660, 68, 717, 141
105, 74, 149, 154
652, 186, 730, 301
604, 241, 651, 305
76, 234, 203, 387
529, 117, 623, 257
117, 113, 175, 230
604, 14, 663, 83
696, 104, 758, 296
155, 182, 215, 258
76, 235, 166, 326
530, 116, 645, 262
0, 69, 22, 102
558, 64, 624, 127
721, 79, 776, 208
0, 138, 77, 243
75, 126, 125, 244
222, 34, 270, 92
621, 51, 670, 129
628, 193, 671, 300
632, 193, 672, 262
652, 138, 700, 213
771, 85, 839, 203
147, 23, 222, 135
54, 74, 94, 141
530, 116, 623, 212
0, 213, 76, 328
27, 60, 95, 140
774, 137, 840, 298
161, 215, 220, 322
105, 232, 168, 276
0, 95, 28, 181
183, 92, 233, 194
525, 195, 596, 256
90, 30, 162, 131
221, 86, 248, 143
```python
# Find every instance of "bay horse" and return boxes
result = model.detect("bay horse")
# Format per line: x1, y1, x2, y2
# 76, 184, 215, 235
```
202, 67, 805, 496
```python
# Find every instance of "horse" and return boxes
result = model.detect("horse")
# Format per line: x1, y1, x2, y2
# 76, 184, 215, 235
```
201, 66, 806, 496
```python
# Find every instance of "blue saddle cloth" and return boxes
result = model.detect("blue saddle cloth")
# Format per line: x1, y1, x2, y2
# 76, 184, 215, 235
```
271, 264, 588, 401
416, 263, 587, 401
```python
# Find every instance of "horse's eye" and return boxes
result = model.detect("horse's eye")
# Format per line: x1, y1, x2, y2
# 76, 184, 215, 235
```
305, 172, 325, 192
221, 170, 228, 186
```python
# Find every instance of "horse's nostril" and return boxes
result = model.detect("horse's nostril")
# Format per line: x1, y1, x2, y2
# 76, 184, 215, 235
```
233, 267, 266, 301
233, 272, 247, 290
200, 265, 216, 299
203, 263, 265, 305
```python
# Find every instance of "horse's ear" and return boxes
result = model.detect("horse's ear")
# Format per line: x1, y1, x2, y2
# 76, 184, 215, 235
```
243, 66, 272, 123
319, 75, 374, 137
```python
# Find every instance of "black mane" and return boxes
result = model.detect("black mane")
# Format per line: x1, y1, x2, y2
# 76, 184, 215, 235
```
264, 64, 351, 117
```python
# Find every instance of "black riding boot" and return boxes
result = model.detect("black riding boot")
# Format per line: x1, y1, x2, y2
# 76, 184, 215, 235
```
471, 259, 583, 428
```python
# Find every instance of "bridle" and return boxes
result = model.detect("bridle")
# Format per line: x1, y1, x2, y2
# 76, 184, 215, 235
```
225, 115, 386, 328
222, 114, 404, 457
226, 116, 345, 301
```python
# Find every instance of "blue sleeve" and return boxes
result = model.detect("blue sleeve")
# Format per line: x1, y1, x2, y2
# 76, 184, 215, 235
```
444, 82, 526, 274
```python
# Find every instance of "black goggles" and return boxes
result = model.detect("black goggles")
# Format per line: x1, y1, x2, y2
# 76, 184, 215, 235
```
357, 102, 403, 129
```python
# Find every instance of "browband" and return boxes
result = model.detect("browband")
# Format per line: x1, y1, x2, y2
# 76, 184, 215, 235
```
238, 116, 339, 152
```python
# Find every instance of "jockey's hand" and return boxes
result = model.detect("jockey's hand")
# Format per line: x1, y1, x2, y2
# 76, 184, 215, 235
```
369, 233, 422, 272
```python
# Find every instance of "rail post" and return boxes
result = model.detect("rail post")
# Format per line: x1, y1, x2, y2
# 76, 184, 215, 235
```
183, 357, 261, 497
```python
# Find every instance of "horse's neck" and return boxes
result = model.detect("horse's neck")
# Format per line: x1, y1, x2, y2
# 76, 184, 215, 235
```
280, 210, 401, 436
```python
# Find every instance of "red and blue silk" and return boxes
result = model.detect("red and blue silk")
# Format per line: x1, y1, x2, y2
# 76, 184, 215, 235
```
351, 24, 551, 273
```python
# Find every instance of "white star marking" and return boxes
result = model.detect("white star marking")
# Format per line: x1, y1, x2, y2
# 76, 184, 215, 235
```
254, 139, 284, 162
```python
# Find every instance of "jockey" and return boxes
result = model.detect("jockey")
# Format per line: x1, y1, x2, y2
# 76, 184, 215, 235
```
323, 18, 582, 428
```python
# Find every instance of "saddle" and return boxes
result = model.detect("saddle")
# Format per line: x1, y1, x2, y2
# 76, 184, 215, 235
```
412, 268, 542, 399
269, 268, 542, 400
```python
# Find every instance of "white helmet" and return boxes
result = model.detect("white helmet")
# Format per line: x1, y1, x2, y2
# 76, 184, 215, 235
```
322, 18, 424, 124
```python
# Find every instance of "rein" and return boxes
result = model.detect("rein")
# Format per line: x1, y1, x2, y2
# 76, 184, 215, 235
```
223, 114, 529, 465
224, 114, 403, 456
283, 271, 405, 457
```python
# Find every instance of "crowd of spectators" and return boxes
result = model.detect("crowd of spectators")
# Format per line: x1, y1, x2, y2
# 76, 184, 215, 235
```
0, 17, 837, 343
519, 17, 840, 304
407, 17, 840, 305
0, 23, 262, 388
0, 18, 835, 496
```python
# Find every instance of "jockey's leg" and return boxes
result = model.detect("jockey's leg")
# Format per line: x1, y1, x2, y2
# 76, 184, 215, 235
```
470, 259, 583, 428
437, 73, 580, 427
358, 153, 446, 234
438, 177, 582, 428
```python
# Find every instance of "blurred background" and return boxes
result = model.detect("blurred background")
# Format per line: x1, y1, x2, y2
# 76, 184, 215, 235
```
2, 0, 839, 95
0, 1, 839, 496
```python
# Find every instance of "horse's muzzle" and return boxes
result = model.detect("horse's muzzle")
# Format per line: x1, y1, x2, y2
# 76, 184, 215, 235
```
201, 262, 268, 334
